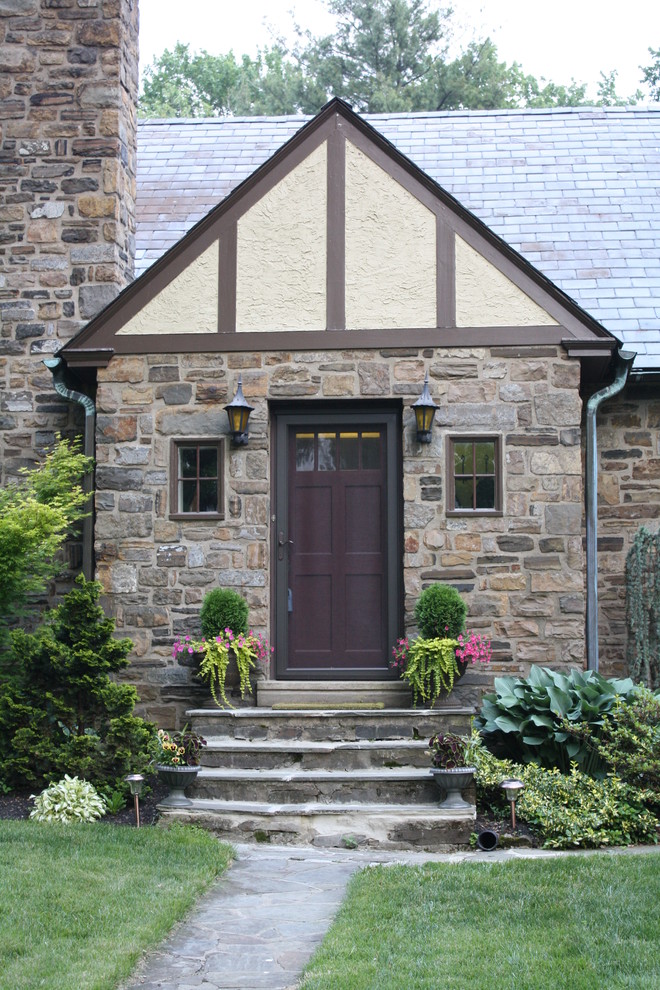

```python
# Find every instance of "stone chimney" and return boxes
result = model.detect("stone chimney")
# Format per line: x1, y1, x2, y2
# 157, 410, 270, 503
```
0, 0, 138, 479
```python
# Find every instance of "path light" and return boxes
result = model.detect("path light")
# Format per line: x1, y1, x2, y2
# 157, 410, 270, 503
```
225, 376, 254, 446
500, 778, 524, 830
125, 773, 145, 828
411, 373, 438, 444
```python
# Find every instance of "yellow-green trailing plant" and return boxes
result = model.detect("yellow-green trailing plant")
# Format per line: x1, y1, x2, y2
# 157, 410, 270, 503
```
400, 637, 460, 706
173, 630, 272, 708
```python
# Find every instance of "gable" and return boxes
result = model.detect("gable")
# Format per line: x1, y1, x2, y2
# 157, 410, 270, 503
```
60, 99, 613, 367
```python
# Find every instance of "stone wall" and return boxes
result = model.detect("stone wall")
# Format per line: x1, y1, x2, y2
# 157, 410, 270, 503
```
0, 0, 138, 479
94, 343, 586, 723
594, 384, 660, 678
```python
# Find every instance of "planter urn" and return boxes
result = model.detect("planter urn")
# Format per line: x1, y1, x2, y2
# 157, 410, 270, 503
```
430, 767, 476, 810
156, 764, 200, 807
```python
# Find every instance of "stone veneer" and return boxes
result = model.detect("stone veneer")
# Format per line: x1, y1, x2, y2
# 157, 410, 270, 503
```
593, 385, 660, 678
94, 344, 587, 723
0, 0, 138, 480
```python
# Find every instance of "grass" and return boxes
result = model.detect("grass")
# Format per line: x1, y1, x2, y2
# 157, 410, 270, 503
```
0, 820, 233, 990
300, 852, 660, 990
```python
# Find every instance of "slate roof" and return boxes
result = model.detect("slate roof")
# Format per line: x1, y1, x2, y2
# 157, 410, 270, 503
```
136, 106, 660, 370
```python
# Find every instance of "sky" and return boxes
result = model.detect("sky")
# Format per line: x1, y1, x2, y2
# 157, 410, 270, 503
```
139, 0, 658, 101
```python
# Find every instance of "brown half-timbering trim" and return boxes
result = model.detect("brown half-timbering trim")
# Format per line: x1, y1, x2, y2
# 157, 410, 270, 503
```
437, 218, 455, 329
169, 437, 225, 521
446, 433, 503, 517
218, 221, 237, 333
326, 120, 346, 331
63, 325, 575, 360
60, 98, 615, 362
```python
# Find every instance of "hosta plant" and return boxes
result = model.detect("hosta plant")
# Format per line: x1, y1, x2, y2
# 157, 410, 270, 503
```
474, 666, 638, 773
30, 775, 107, 823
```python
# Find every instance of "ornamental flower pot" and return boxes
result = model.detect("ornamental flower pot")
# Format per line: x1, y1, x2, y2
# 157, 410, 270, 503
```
156, 764, 200, 808
430, 767, 476, 810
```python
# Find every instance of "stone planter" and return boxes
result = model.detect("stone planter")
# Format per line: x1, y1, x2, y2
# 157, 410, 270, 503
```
430, 767, 476, 810
156, 764, 200, 807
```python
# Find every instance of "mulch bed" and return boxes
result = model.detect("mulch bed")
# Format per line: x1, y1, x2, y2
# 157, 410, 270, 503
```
0, 777, 168, 826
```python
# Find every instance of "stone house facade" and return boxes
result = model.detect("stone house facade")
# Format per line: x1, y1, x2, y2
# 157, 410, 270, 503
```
2, 1, 659, 723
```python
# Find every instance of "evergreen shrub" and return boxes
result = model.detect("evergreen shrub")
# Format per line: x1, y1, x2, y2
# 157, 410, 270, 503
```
200, 588, 249, 638
414, 583, 467, 639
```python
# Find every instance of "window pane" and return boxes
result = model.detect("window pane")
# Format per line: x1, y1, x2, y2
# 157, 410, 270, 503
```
339, 432, 359, 470
199, 479, 218, 512
199, 447, 218, 478
318, 433, 337, 471
181, 479, 198, 513
453, 442, 473, 476
296, 434, 315, 471
475, 477, 495, 509
475, 442, 495, 475
454, 478, 474, 510
179, 447, 197, 478
361, 432, 381, 469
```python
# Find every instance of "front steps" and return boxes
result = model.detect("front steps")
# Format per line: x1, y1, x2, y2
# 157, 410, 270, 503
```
158, 707, 477, 851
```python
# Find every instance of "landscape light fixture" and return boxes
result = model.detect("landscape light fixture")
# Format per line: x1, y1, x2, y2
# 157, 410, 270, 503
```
125, 773, 145, 828
411, 373, 438, 444
224, 375, 254, 446
500, 778, 524, 830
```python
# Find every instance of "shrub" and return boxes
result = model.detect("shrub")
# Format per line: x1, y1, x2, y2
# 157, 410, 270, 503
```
474, 666, 638, 773
0, 577, 155, 792
415, 583, 466, 639
200, 588, 249, 639
30, 775, 107, 823
565, 689, 660, 806
466, 733, 659, 849
625, 526, 660, 689
0, 435, 92, 640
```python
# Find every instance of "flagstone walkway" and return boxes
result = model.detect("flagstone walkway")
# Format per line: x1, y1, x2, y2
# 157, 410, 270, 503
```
122, 842, 657, 990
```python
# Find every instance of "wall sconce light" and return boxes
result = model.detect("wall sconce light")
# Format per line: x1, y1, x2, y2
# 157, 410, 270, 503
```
224, 375, 254, 446
500, 778, 524, 830
125, 773, 145, 828
411, 372, 438, 444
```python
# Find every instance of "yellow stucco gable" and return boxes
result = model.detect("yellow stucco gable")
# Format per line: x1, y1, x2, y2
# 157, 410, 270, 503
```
344, 142, 436, 330
117, 240, 219, 335
236, 142, 328, 332
455, 236, 558, 327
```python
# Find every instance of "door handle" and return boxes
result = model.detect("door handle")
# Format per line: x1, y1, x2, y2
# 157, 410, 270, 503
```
278, 532, 294, 560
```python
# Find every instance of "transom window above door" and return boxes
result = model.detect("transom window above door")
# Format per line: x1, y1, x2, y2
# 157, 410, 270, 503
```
170, 438, 225, 520
295, 430, 382, 472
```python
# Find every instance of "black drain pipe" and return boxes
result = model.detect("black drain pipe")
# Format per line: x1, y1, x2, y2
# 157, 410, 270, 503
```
585, 349, 635, 670
44, 356, 96, 581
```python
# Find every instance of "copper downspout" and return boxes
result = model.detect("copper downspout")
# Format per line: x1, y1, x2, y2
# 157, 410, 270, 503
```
44, 356, 96, 581
585, 349, 636, 670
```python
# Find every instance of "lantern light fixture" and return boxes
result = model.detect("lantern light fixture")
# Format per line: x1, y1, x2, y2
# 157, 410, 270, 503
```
124, 773, 145, 828
500, 777, 524, 830
224, 375, 254, 446
411, 373, 438, 444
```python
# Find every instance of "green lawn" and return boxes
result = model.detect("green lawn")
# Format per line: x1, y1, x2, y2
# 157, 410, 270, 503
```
0, 821, 232, 990
300, 852, 660, 990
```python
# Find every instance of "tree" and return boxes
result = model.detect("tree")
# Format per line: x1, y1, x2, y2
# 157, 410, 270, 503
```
0, 437, 92, 639
641, 47, 660, 101
139, 0, 593, 118
596, 69, 641, 107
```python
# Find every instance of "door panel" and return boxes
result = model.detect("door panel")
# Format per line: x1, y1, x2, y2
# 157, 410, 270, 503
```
275, 409, 401, 678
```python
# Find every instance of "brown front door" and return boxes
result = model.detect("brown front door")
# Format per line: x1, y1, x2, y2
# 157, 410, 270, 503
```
274, 407, 401, 678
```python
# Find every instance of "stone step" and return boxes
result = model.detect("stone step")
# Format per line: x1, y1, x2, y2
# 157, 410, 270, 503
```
256, 679, 412, 707
192, 766, 447, 805
157, 798, 475, 851
187, 706, 474, 741
202, 737, 431, 770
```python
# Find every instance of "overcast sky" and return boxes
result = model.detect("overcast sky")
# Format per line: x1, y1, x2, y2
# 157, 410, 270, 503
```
139, 0, 658, 101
